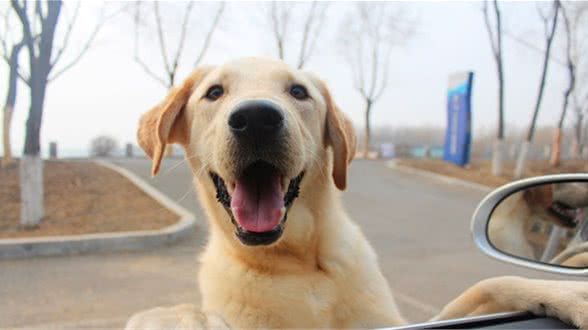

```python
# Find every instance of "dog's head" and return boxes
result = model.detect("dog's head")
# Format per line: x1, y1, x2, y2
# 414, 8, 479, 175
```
138, 58, 356, 247
524, 183, 588, 229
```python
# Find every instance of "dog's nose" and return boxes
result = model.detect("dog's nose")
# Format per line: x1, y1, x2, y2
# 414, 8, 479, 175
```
228, 100, 284, 139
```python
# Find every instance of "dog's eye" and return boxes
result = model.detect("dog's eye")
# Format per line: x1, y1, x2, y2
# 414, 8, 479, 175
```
205, 85, 224, 101
289, 85, 309, 100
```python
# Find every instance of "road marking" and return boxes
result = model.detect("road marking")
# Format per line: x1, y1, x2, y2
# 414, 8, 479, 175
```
386, 162, 493, 193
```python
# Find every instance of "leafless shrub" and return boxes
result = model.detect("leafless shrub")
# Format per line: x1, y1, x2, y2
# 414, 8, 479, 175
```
90, 136, 118, 158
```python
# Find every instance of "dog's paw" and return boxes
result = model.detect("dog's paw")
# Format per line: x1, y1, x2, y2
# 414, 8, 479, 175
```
537, 280, 588, 329
483, 276, 588, 329
125, 304, 229, 329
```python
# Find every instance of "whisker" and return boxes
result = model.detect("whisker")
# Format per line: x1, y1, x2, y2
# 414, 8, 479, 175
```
176, 184, 195, 204
162, 152, 199, 175
195, 159, 210, 178
305, 143, 328, 182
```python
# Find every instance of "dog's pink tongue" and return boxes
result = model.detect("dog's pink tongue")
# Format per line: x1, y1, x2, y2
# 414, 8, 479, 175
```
231, 173, 284, 233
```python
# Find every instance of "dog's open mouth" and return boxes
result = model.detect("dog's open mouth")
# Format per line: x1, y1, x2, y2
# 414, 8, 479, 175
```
210, 161, 303, 246
548, 201, 578, 228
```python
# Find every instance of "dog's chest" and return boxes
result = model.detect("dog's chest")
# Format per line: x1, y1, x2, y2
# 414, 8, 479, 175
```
199, 261, 340, 327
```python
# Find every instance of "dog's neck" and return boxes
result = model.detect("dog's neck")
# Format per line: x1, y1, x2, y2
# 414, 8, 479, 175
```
194, 164, 341, 273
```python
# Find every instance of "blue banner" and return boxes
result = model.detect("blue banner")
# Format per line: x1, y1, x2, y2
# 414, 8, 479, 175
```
443, 72, 473, 167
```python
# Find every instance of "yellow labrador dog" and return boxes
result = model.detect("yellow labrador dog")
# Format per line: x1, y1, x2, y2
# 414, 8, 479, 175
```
127, 58, 588, 329
490, 184, 588, 264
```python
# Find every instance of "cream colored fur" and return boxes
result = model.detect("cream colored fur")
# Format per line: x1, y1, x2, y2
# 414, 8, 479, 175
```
127, 58, 588, 329
488, 191, 536, 259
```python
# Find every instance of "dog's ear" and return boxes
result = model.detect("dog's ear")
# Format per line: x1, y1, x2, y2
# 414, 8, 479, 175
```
315, 79, 356, 190
137, 67, 212, 176
523, 184, 554, 209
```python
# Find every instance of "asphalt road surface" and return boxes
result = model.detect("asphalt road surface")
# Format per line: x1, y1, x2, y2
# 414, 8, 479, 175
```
0, 159, 568, 328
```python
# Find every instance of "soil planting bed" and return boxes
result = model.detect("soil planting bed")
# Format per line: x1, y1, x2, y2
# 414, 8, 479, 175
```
0, 161, 178, 238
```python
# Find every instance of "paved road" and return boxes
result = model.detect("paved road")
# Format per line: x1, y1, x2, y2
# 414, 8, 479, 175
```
0, 159, 567, 328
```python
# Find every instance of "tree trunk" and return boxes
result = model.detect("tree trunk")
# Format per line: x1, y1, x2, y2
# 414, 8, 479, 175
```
20, 154, 44, 227
363, 99, 372, 159
494, 43, 505, 177
2, 42, 23, 167
20, 76, 48, 226
514, 141, 531, 179
2, 105, 14, 167
551, 5, 574, 168
484, 0, 506, 177
491, 138, 505, 176
549, 127, 562, 167
521, 2, 559, 177
15, 0, 62, 227
24, 78, 47, 156
571, 115, 583, 159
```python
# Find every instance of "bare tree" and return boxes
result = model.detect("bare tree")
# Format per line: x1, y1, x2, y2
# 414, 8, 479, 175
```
268, 1, 328, 69
90, 135, 118, 158
568, 3, 588, 159
549, 4, 574, 167
338, 2, 415, 158
571, 95, 587, 157
9, 0, 117, 227
549, 2, 588, 166
0, 8, 25, 167
482, 0, 506, 176
133, 2, 223, 157
514, 0, 560, 178
133, 2, 224, 89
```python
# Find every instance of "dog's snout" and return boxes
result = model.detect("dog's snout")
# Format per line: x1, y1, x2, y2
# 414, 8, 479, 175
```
228, 100, 284, 139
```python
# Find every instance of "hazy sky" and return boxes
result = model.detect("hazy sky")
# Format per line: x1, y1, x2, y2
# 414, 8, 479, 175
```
0, 1, 575, 156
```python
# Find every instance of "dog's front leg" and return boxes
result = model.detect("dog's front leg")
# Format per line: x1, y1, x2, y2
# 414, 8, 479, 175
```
430, 276, 588, 329
125, 304, 230, 330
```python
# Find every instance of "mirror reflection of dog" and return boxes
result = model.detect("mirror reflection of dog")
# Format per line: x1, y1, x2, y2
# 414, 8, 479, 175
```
489, 183, 588, 267
127, 58, 588, 329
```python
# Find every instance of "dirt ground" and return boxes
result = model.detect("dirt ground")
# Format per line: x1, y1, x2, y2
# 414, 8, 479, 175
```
396, 158, 588, 188
0, 160, 178, 238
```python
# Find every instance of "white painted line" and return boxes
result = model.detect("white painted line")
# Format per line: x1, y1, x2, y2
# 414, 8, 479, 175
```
386, 161, 493, 193
96, 160, 194, 223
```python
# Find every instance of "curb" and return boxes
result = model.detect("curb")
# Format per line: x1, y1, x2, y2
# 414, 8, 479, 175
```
0, 160, 196, 259
386, 161, 494, 193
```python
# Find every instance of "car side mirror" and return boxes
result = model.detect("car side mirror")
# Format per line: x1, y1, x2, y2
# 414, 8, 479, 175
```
472, 174, 588, 276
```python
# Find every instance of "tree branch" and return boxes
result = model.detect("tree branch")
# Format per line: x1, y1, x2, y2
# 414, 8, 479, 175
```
10, 0, 36, 59
296, 1, 317, 69
374, 43, 394, 100
34, 0, 45, 24
482, 0, 499, 58
367, 8, 386, 99
50, 0, 81, 68
170, 1, 195, 75
194, 2, 224, 66
134, 54, 169, 88
270, 1, 286, 60
0, 37, 30, 85
49, 4, 127, 81
303, 3, 327, 68
557, 3, 575, 128
153, 2, 171, 74
132, 2, 165, 87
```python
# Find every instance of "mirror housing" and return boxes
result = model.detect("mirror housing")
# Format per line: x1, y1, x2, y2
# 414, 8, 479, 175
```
471, 173, 588, 276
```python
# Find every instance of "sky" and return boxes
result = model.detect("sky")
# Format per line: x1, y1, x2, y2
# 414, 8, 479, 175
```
0, 1, 576, 157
